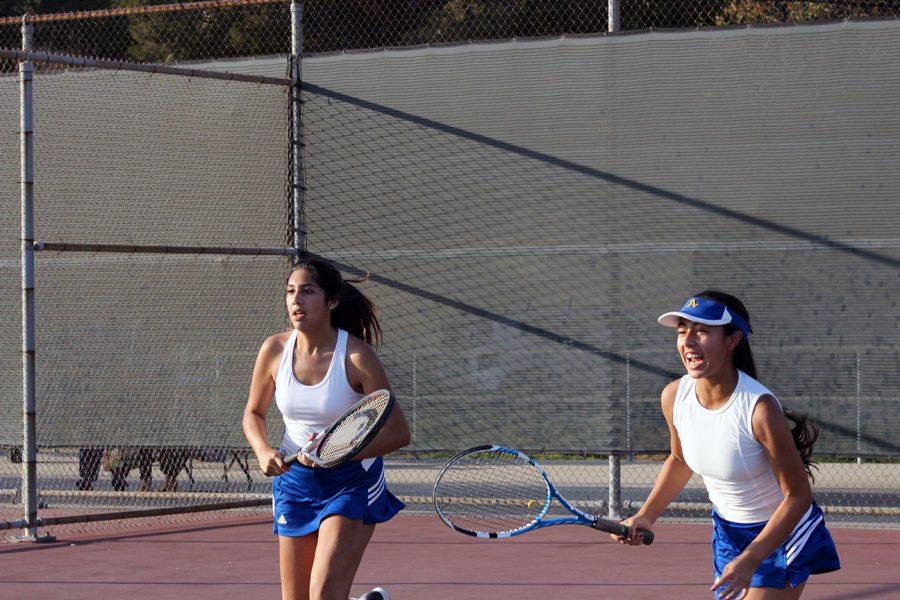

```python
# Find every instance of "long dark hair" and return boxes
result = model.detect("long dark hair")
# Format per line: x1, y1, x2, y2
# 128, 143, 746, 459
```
697, 290, 819, 480
286, 257, 382, 347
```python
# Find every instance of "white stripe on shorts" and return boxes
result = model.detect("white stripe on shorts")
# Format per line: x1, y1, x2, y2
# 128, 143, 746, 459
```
786, 515, 823, 565
786, 504, 815, 545
367, 469, 386, 506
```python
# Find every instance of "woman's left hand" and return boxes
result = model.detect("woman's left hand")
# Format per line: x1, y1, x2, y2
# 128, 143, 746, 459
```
711, 553, 759, 599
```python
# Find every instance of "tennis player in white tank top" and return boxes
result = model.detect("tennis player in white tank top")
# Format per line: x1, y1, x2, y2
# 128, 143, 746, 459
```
243, 258, 410, 600
616, 291, 839, 600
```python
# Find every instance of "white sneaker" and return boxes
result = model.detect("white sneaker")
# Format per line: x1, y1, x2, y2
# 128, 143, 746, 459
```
353, 587, 389, 600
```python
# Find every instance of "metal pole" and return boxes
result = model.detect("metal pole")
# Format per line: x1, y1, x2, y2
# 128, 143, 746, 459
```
290, 2, 304, 258
19, 15, 52, 544
608, 454, 621, 519
856, 352, 863, 465
1, 497, 271, 531
412, 350, 417, 443
608, 0, 621, 33
626, 351, 633, 461
19, 14, 36, 542
35, 242, 298, 256
0, 48, 291, 86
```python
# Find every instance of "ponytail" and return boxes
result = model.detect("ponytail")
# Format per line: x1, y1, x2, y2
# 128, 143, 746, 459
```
696, 289, 818, 479
286, 258, 382, 347
785, 410, 820, 482
332, 279, 382, 347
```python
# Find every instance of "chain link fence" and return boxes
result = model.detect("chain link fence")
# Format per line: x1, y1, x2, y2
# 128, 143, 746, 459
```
0, 42, 296, 538
3, 1, 900, 62
0, 0, 291, 63
1, 1, 898, 540
296, 19, 900, 526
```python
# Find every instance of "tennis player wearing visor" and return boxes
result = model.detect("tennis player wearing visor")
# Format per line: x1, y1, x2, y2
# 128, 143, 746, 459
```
616, 291, 839, 599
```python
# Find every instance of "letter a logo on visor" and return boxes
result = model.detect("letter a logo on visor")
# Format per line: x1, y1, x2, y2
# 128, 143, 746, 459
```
658, 297, 751, 338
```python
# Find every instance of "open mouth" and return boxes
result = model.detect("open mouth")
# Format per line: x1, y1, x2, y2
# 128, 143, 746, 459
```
684, 352, 705, 368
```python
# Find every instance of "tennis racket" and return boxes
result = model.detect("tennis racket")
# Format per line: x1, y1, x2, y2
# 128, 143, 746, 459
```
283, 388, 395, 468
433, 444, 654, 544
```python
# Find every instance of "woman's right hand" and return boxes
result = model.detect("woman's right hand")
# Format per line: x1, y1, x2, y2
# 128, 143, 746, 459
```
290, 431, 322, 468
256, 447, 288, 477
612, 514, 654, 546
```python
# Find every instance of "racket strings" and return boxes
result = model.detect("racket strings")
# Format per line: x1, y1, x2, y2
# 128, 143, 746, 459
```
316, 391, 391, 463
435, 449, 549, 534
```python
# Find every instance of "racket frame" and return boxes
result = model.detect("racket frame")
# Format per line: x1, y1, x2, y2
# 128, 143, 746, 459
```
433, 444, 653, 544
282, 389, 395, 468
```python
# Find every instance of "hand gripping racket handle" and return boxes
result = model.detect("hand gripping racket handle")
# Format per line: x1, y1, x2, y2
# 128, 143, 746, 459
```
301, 431, 324, 455
593, 518, 655, 545
282, 431, 325, 466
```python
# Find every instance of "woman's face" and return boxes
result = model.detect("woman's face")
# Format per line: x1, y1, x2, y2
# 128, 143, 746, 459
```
285, 268, 334, 331
675, 319, 740, 379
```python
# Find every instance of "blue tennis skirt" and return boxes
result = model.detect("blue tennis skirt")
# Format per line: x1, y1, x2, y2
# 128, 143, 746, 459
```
712, 501, 840, 592
272, 456, 405, 537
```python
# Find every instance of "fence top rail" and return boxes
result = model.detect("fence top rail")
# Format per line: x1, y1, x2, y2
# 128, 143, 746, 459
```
0, 47, 291, 86
35, 242, 298, 257
0, 0, 286, 26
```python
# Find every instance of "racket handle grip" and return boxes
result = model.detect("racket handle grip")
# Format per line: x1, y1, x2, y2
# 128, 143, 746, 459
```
602, 520, 655, 545
282, 431, 325, 468
634, 528, 654, 545
301, 431, 324, 454
281, 452, 327, 468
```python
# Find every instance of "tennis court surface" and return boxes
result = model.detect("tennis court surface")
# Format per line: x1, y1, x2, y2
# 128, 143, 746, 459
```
2, 514, 897, 599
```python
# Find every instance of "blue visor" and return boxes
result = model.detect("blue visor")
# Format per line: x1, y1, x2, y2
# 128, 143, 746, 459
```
658, 297, 751, 338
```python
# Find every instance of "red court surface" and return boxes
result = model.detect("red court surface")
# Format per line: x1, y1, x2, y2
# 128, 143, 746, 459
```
1, 515, 897, 599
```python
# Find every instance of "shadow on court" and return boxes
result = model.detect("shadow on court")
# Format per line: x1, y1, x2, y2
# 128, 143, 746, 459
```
1, 514, 897, 599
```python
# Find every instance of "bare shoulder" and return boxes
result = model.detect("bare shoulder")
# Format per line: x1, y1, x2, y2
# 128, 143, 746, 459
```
345, 334, 389, 391
259, 330, 291, 361
658, 379, 681, 425
346, 334, 380, 366
660, 379, 680, 407
751, 394, 788, 433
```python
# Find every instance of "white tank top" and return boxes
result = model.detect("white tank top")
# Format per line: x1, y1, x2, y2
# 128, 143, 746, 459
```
673, 371, 785, 523
274, 329, 364, 456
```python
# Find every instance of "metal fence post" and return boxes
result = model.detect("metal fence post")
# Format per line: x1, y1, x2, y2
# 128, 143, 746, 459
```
18, 15, 52, 543
626, 351, 633, 461
608, 454, 621, 519
608, 0, 621, 33
19, 14, 37, 542
856, 351, 863, 465
290, 1, 304, 258
412, 349, 417, 443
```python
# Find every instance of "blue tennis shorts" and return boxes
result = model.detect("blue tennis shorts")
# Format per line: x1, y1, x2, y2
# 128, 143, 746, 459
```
712, 501, 840, 593
272, 456, 405, 537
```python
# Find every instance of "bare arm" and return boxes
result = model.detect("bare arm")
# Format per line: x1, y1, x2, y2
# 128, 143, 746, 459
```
242, 334, 288, 476
345, 337, 411, 460
712, 396, 812, 595
617, 380, 694, 544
